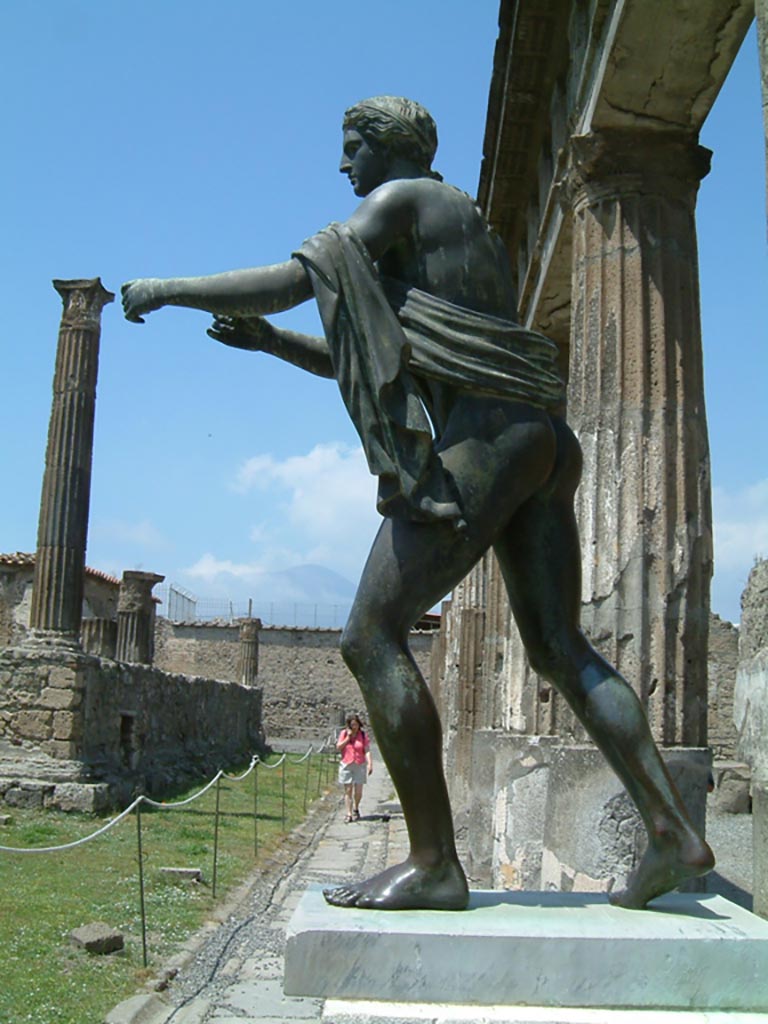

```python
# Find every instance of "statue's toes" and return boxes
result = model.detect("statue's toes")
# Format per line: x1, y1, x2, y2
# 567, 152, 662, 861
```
323, 885, 359, 907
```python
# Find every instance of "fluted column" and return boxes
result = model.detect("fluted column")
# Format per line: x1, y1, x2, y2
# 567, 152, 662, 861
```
237, 617, 262, 686
29, 279, 114, 646
116, 571, 164, 664
81, 617, 117, 659
566, 129, 713, 747
758, 0, 768, 230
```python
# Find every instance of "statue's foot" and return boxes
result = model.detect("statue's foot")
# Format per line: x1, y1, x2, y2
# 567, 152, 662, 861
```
323, 856, 469, 911
609, 827, 714, 910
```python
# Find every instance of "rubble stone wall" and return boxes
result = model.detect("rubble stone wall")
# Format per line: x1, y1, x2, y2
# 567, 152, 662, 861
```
708, 613, 740, 759
733, 559, 768, 916
0, 646, 264, 799
153, 618, 435, 740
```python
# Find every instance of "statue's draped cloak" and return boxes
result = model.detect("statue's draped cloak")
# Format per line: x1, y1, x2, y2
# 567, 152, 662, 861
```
293, 222, 564, 526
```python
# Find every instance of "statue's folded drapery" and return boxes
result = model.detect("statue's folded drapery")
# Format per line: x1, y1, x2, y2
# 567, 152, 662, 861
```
294, 222, 564, 526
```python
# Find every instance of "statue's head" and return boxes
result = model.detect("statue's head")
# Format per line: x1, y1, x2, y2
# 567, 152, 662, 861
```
341, 95, 441, 192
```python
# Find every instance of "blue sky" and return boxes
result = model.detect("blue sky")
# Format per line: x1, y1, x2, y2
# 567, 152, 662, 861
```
0, 3, 765, 625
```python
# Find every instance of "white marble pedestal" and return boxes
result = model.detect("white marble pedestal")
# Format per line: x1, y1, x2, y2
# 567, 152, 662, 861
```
285, 889, 768, 1013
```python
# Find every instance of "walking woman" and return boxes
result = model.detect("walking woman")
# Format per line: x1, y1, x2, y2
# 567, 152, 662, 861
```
337, 714, 373, 822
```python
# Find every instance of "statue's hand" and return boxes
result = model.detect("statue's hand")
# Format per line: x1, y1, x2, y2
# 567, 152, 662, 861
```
121, 279, 167, 324
207, 315, 276, 352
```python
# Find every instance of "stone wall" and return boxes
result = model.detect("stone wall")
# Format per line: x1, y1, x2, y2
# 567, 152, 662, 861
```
0, 646, 264, 801
733, 559, 768, 916
153, 618, 435, 741
154, 618, 241, 680
461, 731, 710, 895
708, 613, 740, 759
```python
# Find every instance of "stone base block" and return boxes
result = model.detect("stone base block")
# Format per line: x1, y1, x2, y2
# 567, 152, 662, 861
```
322, 999, 768, 1022
285, 888, 768, 1011
712, 760, 752, 814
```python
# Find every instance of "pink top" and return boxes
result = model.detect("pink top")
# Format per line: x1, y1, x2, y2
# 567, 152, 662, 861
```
339, 728, 370, 765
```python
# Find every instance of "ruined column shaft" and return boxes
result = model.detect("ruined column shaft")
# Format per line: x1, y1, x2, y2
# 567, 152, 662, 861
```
567, 131, 712, 746
758, 0, 768, 226
116, 571, 164, 664
237, 618, 262, 686
30, 279, 114, 641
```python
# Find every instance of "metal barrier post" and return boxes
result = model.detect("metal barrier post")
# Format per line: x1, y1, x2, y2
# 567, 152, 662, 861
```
303, 751, 312, 812
212, 776, 222, 898
136, 803, 148, 968
253, 763, 259, 857
281, 757, 287, 831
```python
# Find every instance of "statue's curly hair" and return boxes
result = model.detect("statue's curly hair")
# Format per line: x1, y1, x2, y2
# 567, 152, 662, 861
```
343, 95, 442, 181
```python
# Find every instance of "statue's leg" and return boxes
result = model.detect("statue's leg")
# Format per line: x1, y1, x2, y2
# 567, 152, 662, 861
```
324, 400, 557, 910
493, 420, 713, 908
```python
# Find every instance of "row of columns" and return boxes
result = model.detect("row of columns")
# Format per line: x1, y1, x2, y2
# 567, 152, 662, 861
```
442, 127, 712, 750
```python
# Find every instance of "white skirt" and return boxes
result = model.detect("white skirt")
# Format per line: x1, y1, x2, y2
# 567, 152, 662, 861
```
338, 761, 367, 786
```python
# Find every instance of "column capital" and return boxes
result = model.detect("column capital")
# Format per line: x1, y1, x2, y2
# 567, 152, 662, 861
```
237, 617, 263, 637
563, 129, 712, 211
118, 571, 165, 613
53, 278, 114, 329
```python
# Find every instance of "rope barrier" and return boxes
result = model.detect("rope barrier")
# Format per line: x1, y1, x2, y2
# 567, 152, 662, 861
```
254, 752, 287, 769
0, 736, 335, 855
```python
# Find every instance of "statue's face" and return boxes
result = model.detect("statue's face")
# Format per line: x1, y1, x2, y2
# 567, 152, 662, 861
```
339, 129, 390, 197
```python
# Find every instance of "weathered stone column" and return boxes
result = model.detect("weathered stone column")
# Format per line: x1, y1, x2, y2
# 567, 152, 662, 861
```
116, 571, 164, 664
237, 617, 262, 685
29, 279, 114, 647
81, 617, 118, 659
567, 130, 713, 746
758, 0, 768, 228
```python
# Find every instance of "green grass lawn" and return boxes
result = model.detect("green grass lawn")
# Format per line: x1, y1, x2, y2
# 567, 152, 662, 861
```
0, 751, 336, 1024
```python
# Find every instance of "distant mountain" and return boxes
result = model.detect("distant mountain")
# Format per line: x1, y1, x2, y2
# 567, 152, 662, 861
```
264, 563, 359, 604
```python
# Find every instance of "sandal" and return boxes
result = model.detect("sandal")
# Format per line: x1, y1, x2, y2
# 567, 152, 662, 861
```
345, 814, 353, 823
352, 809, 360, 821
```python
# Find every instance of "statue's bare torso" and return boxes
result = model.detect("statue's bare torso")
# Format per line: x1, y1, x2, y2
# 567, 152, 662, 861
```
348, 178, 517, 319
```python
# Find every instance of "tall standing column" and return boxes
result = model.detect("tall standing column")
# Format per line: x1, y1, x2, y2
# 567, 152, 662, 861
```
566, 129, 713, 747
116, 571, 164, 664
29, 279, 114, 647
758, 0, 768, 234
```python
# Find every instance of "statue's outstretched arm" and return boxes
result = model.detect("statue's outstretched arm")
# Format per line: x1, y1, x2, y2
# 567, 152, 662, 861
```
207, 315, 333, 379
121, 258, 313, 324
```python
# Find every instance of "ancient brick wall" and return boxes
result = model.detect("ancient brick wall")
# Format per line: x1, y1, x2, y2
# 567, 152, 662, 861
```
153, 618, 435, 741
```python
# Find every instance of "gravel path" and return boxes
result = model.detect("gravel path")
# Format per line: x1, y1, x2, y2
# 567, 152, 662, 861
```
705, 801, 754, 910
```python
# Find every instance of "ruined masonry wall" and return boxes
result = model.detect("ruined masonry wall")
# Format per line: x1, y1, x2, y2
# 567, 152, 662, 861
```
154, 618, 435, 740
708, 613, 740, 760
0, 646, 263, 797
